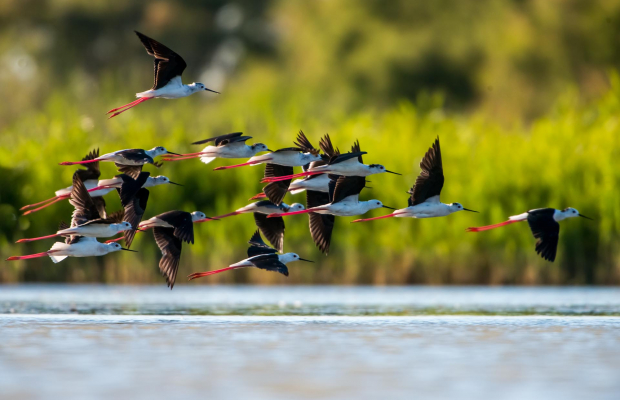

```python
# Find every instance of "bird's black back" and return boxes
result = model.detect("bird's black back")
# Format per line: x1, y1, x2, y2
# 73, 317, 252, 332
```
329, 175, 366, 204
192, 132, 251, 146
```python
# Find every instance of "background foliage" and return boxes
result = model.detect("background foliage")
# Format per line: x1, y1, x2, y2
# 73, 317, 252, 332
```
1, 0, 620, 285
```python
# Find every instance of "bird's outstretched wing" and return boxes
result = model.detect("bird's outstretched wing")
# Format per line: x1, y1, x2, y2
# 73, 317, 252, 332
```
319, 134, 340, 158
330, 176, 366, 204
75, 149, 100, 182
262, 164, 293, 205
135, 31, 187, 90
155, 210, 195, 244
153, 227, 182, 289
122, 188, 149, 248
69, 173, 103, 227
247, 230, 278, 258
350, 140, 364, 163
115, 161, 162, 180
527, 211, 560, 262
254, 213, 285, 253
294, 130, 318, 154
307, 190, 335, 254
408, 137, 444, 206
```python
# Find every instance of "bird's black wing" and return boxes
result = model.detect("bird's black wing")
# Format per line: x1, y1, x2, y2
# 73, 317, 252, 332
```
247, 230, 277, 258
116, 161, 163, 179
307, 191, 335, 254
262, 164, 293, 205
69, 173, 103, 227
135, 31, 187, 90
153, 227, 182, 289
331, 176, 366, 204
328, 152, 367, 165
118, 172, 150, 207
191, 132, 252, 146
408, 137, 444, 206
319, 134, 340, 158
79, 209, 124, 227
122, 188, 149, 248
254, 213, 285, 253
75, 149, 100, 182
155, 210, 195, 244
351, 140, 364, 163
248, 254, 289, 277
527, 210, 560, 262
294, 130, 317, 153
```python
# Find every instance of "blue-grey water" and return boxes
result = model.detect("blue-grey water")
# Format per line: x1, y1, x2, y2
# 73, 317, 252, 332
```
1, 285, 619, 399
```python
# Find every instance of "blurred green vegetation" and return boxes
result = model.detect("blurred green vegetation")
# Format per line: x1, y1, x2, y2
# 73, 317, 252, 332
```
1, 0, 620, 285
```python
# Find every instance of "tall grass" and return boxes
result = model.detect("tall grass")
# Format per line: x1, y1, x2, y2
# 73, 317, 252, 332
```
1, 74, 620, 285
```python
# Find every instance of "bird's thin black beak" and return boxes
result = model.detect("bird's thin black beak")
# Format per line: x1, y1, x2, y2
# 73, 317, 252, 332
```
382, 205, 396, 210
166, 151, 182, 156
169, 181, 183, 186
121, 248, 138, 252
385, 170, 402, 175
267, 149, 274, 152
579, 214, 593, 220
205, 88, 220, 94
299, 258, 314, 263
205, 216, 218, 221
463, 208, 479, 213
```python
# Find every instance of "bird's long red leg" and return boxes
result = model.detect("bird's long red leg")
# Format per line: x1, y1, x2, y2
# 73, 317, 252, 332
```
267, 208, 327, 218
162, 153, 217, 162
351, 211, 409, 223
261, 171, 323, 183
108, 97, 152, 119
188, 266, 245, 280
466, 220, 522, 232
6, 250, 58, 261
249, 192, 267, 200
16, 233, 60, 243
58, 159, 100, 166
87, 185, 115, 193
20, 196, 60, 211
106, 98, 144, 114
22, 197, 66, 215
197, 211, 240, 222
213, 159, 269, 171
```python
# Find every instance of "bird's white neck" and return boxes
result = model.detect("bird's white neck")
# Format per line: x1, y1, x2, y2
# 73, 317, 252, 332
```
279, 253, 297, 264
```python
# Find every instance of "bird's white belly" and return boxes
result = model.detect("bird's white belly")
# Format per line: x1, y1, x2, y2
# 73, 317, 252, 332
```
55, 242, 106, 257
323, 163, 368, 176
59, 225, 115, 238
253, 205, 279, 214
315, 202, 363, 216
291, 175, 330, 192
217, 146, 253, 159
396, 203, 451, 218
55, 180, 98, 197
230, 259, 255, 268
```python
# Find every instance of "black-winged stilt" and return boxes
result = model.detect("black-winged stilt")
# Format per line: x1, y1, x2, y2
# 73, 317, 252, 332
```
162, 132, 271, 163
137, 210, 209, 288
206, 200, 304, 252
261, 139, 400, 183
107, 31, 219, 119
352, 137, 477, 223
17, 174, 133, 243
187, 230, 313, 280
268, 175, 395, 254
21, 172, 181, 216
213, 130, 321, 170
249, 133, 338, 201
467, 208, 591, 262
59, 147, 179, 166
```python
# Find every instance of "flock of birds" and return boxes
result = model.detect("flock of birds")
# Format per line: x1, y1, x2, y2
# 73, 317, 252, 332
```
7, 32, 592, 288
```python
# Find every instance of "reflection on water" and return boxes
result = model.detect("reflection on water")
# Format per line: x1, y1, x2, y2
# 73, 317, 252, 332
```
1, 315, 619, 400
1, 284, 620, 315
1, 286, 619, 399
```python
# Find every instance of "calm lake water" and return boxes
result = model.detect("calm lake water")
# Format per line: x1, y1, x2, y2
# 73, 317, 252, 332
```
1, 285, 619, 399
